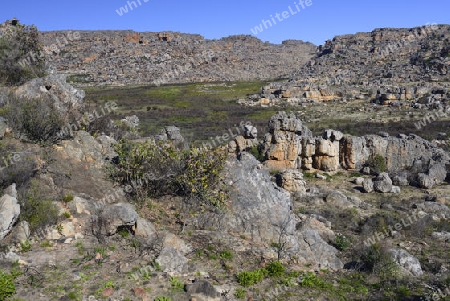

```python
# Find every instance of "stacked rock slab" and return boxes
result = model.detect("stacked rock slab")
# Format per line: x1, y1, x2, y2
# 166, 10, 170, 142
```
260, 112, 449, 188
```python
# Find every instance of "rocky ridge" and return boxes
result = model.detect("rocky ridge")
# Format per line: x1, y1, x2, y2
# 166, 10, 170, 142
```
38, 29, 315, 86
241, 25, 450, 106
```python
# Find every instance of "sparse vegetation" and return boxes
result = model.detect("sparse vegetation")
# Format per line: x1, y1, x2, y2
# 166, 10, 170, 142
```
0, 22, 45, 85
2, 94, 65, 144
19, 179, 60, 234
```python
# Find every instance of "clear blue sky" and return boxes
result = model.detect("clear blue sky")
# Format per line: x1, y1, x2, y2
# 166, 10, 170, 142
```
1, 0, 449, 45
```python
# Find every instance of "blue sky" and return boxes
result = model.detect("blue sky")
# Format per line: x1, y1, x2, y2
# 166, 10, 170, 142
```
1, 0, 449, 45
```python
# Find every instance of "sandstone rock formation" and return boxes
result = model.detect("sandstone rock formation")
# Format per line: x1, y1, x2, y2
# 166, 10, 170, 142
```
38, 29, 315, 86
0, 184, 20, 240
256, 111, 449, 188
192, 153, 343, 270
241, 25, 450, 106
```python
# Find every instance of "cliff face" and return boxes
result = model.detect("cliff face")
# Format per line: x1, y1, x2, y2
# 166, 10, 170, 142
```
39, 30, 316, 86
243, 25, 450, 106
294, 24, 450, 84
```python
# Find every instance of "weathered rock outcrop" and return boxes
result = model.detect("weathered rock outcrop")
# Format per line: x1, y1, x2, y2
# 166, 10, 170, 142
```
37, 29, 315, 86
192, 153, 343, 269
258, 112, 449, 188
0, 184, 20, 240
242, 25, 450, 106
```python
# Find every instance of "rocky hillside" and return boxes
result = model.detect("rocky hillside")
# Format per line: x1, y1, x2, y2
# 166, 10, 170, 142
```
243, 24, 450, 106
39, 30, 315, 86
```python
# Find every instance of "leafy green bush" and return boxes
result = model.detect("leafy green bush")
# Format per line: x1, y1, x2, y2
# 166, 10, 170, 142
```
334, 234, 351, 251
0, 269, 17, 301
111, 139, 228, 208
234, 288, 246, 299
169, 276, 184, 292
3, 94, 64, 144
299, 271, 333, 290
19, 180, 60, 234
220, 250, 234, 260
361, 244, 399, 279
249, 145, 265, 162
236, 268, 268, 287
265, 261, 285, 278
367, 154, 387, 174
0, 21, 45, 85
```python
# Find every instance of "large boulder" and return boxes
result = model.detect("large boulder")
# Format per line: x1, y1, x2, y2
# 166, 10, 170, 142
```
185, 280, 221, 301
416, 162, 447, 189
193, 153, 343, 269
14, 73, 85, 116
373, 172, 393, 193
155, 246, 189, 275
94, 203, 139, 236
388, 248, 423, 277
275, 169, 306, 193
0, 184, 20, 240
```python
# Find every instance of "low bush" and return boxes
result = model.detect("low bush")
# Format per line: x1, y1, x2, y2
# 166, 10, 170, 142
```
265, 261, 285, 278
367, 154, 387, 174
19, 179, 60, 234
236, 268, 268, 287
111, 139, 228, 208
2, 94, 64, 144
0, 22, 45, 86
0, 269, 17, 300
0, 143, 37, 190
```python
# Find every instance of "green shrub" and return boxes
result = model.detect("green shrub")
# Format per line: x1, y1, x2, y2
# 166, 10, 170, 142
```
3, 94, 65, 144
19, 180, 60, 234
334, 234, 351, 251
299, 272, 333, 290
368, 154, 387, 174
236, 268, 268, 287
361, 244, 399, 279
111, 139, 228, 208
234, 288, 246, 299
0, 21, 45, 85
169, 276, 184, 292
249, 145, 265, 162
220, 250, 234, 260
0, 269, 17, 301
265, 261, 285, 278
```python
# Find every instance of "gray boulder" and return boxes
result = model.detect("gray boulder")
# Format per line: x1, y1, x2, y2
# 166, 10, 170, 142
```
14, 73, 85, 115
155, 246, 189, 275
275, 169, 306, 193
392, 172, 409, 186
363, 178, 374, 193
413, 202, 450, 219
388, 248, 423, 277
431, 232, 450, 242
417, 162, 447, 189
11, 221, 30, 244
0, 184, 20, 240
296, 229, 343, 270
185, 280, 221, 301
96, 203, 139, 236
326, 191, 354, 209
193, 153, 343, 269
134, 217, 157, 239
373, 172, 393, 193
